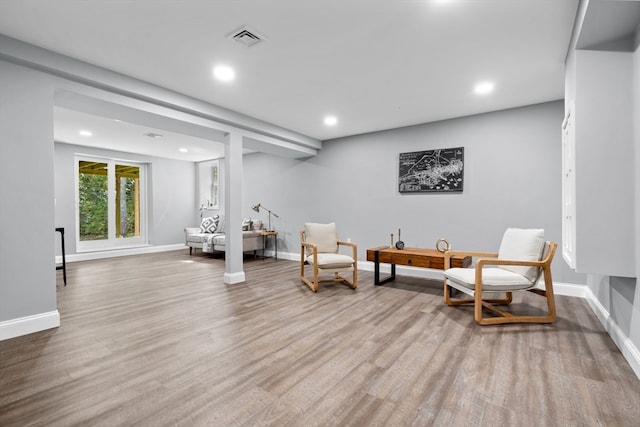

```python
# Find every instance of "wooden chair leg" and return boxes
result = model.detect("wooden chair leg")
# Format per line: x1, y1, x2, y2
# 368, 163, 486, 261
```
300, 261, 318, 292
352, 267, 358, 289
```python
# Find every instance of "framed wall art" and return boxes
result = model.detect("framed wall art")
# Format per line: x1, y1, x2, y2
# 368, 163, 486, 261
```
398, 147, 464, 193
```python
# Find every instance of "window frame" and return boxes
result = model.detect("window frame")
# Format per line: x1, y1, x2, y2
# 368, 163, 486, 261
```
75, 154, 148, 252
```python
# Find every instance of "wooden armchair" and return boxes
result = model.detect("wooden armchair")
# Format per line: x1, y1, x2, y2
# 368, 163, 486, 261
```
300, 222, 358, 292
443, 228, 557, 325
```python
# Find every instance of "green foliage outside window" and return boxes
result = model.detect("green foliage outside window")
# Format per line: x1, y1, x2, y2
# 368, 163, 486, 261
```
78, 161, 140, 242
79, 172, 108, 241
118, 177, 138, 238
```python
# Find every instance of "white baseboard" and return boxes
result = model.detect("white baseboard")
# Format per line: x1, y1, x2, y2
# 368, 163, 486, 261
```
57, 244, 187, 263
224, 271, 246, 284
0, 310, 60, 341
584, 287, 640, 381
553, 281, 588, 298
277, 251, 299, 262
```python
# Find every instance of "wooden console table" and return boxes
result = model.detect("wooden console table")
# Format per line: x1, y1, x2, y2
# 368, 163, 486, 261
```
366, 246, 471, 285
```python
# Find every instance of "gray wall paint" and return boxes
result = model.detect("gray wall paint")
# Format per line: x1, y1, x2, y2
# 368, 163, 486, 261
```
54, 142, 197, 255
0, 61, 57, 322
243, 101, 584, 285
605, 43, 640, 353
574, 49, 635, 276
149, 157, 198, 245
632, 35, 640, 282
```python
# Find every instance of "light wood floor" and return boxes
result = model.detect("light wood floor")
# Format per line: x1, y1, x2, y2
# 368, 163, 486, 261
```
1, 250, 640, 426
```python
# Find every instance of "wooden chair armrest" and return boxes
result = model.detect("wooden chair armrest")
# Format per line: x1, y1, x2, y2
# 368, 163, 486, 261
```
301, 241, 318, 252
337, 240, 356, 249
338, 241, 357, 259
300, 241, 318, 266
476, 258, 544, 268
444, 250, 497, 269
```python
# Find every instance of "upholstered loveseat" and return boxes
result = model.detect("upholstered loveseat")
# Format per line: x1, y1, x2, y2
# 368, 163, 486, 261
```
184, 215, 264, 255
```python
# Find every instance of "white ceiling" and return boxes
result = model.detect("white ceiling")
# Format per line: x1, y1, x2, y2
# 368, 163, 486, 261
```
54, 107, 228, 162
0, 0, 581, 161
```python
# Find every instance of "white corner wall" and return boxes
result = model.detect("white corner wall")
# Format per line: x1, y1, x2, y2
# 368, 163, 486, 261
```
573, 50, 635, 277
0, 61, 59, 338
636, 32, 640, 281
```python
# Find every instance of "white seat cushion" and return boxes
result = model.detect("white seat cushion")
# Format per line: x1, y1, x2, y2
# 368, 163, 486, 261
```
211, 230, 263, 247
498, 228, 544, 282
307, 253, 354, 269
445, 267, 534, 292
186, 233, 221, 244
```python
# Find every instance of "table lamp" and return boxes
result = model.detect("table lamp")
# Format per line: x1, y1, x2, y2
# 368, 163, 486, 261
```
251, 203, 279, 231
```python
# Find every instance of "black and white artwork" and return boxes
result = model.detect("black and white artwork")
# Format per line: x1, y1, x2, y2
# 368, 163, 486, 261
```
398, 147, 464, 193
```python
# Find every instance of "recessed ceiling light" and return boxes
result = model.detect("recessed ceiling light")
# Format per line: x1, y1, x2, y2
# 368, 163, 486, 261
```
79, 130, 92, 137
179, 148, 188, 153
474, 81, 495, 95
324, 115, 338, 126
213, 65, 235, 82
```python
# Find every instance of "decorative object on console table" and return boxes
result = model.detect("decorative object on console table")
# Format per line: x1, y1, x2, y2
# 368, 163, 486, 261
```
395, 228, 405, 250
251, 203, 279, 231
436, 237, 450, 253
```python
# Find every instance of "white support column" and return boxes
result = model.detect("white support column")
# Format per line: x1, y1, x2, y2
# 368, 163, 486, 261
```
223, 131, 245, 284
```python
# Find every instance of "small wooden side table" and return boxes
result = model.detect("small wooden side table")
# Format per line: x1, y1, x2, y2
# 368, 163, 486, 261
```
260, 230, 278, 260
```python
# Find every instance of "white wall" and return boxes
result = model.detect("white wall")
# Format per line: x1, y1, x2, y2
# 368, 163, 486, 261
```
573, 49, 635, 276
243, 101, 584, 285
0, 61, 58, 328
636, 30, 640, 283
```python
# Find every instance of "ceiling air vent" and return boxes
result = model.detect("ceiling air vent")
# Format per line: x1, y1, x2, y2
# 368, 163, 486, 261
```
227, 25, 265, 47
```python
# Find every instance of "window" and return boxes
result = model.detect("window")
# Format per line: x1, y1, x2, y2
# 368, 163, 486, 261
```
76, 157, 147, 251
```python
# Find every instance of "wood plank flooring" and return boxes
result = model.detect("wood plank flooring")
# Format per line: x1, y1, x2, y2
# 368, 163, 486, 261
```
1, 250, 639, 426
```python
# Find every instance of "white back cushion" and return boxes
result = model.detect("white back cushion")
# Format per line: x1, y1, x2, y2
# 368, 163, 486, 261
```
304, 222, 338, 254
498, 228, 545, 282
